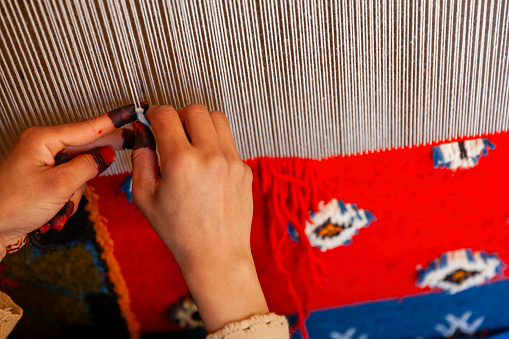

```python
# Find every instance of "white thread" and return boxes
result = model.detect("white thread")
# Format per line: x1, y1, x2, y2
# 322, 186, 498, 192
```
0, 0, 507, 175
135, 107, 150, 127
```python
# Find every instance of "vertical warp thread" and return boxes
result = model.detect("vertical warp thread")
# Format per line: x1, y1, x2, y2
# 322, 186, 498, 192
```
0, 0, 508, 174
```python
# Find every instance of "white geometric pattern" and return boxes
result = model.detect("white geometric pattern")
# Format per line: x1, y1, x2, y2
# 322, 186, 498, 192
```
330, 328, 368, 339
435, 311, 484, 337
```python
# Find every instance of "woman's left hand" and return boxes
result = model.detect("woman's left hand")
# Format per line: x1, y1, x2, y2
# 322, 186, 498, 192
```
0, 104, 141, 257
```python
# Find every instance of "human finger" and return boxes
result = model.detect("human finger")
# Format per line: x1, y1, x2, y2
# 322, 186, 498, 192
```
177, 104, 220, 151
66, 128, 134, 156
46, 102, 148, 155
146, 105, 190, 163
131, 122, 158, 206
39, 184, 86, 233
209, 111, 241, 160
50, 146, 116, 193
54, 149, 72, 165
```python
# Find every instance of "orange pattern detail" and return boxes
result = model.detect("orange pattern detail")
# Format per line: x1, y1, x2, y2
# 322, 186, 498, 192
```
317, 223, 343, 237
452, 270, 472, 284
84, 186, 140, 339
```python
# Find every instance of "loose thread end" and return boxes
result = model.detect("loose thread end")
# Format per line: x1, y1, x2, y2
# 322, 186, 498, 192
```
135, 107, 151, 127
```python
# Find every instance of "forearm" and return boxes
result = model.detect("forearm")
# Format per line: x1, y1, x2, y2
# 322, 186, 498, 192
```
181, 254, 269, 333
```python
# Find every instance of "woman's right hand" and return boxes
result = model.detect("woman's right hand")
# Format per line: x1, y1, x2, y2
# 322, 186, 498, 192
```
130, 104, 269, 333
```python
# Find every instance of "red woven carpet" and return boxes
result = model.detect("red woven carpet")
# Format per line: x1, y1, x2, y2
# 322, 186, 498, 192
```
89, 131, 509, 337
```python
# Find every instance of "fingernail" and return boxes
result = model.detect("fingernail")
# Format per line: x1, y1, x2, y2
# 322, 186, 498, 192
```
86, 146, 116, 175
133, 121, 156, 151
107, 104, 137, 128
50, 201, 75, 231
122, 129, 135, 149
39, 223, 51, 234
54, 150, 72, 166
140, 101, 150, 111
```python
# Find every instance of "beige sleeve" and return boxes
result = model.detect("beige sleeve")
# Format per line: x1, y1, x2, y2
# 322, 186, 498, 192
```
206, 313, 289, 339
0, 292, 22, 339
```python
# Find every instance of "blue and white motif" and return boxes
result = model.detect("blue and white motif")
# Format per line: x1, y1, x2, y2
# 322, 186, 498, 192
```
417, 249, 505, 294
432, 138, 496, 170
305, 279, 509, 339
305, 199, 376, 252
287, 223, 301, 243
435, 311, 484, 337
121, 175, 133, 202
330, 328, 368, 339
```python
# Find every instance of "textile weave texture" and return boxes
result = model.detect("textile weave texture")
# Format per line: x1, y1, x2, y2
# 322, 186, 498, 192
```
1, 131, 508, 339
86, 131, 509, 338
0, 196, 131, 339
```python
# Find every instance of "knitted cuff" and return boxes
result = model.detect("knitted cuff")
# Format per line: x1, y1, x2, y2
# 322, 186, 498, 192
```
0, 292, 22, 339
206, 313, 289, 339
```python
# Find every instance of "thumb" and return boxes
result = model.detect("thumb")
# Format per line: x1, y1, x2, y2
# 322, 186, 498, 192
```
52, 146, 116, 192
131, 122, 158, 204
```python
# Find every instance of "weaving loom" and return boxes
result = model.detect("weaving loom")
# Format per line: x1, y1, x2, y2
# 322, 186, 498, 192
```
1, 1, 509, 339
1, 0, 508, 167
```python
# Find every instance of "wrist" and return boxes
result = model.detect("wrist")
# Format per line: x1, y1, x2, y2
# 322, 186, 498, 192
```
0, 206, 29, 260
0, 198, 17, 235
177, 245, 254, 272
0, 207, 11, 258
180, 253, 269, 333
0, 203, 9, 232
